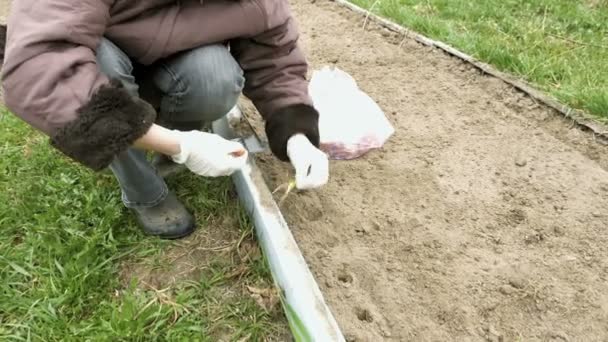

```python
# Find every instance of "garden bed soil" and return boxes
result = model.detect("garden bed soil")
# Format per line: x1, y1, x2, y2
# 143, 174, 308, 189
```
250, 0, 608, 340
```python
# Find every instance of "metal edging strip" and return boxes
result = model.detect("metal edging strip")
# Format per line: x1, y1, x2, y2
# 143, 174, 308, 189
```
212, 112, 345, 342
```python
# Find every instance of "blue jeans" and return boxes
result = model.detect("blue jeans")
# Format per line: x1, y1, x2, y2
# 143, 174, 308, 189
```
95, 38, 245, 208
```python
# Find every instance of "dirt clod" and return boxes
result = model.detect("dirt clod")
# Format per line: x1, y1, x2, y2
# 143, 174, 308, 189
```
549, 332, 570, 342
499, 285, 515, 295
553, 226, 565, 236
345, 334, 358, 342
484, 325, 504, 342
508, 276, 528, 289
246, 286, 280, 313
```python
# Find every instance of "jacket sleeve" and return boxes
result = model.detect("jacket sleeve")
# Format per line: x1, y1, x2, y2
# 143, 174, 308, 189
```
0, 0, 156, 171
230, 0, 320, 162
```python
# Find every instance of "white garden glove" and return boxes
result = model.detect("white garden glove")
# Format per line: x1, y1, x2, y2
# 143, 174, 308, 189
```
169, 130, 248, 177
286, 134, 329, 189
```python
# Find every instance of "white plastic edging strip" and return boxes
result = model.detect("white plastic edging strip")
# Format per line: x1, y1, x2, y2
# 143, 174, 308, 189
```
212, 115, 345, 342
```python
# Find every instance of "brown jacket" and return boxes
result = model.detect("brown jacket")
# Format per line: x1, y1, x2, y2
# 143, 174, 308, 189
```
0, 0, 319, 169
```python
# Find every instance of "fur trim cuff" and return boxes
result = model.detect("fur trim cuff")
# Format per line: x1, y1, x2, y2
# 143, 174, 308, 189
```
0, 24, 6, 67
50, 79, 156, 170
265, 104, 320, 162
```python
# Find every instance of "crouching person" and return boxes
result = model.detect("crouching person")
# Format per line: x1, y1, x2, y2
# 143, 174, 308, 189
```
0, 0, 329, 239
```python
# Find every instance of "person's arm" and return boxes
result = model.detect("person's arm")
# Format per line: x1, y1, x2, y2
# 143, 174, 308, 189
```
1, 0, 247, 178
1, 0, 154, 171
133, 124, 181, 156
133, 123, 248, 178
230, 0, 328, 189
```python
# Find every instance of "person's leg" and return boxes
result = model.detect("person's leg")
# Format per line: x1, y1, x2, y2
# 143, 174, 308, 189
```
155, 44, 244, 128
96, 39, 166, 207
95, 38, 195, 239
149, 44, 245, 175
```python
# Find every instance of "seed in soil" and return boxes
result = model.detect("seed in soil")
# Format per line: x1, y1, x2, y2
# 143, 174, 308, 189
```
354, 225, 368, 234
356, 308, 374, 323
337, 271, 354, 285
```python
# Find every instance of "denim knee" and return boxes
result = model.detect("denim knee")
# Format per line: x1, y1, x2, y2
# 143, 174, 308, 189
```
153, 44, 245, 123
95, 38, 139, 97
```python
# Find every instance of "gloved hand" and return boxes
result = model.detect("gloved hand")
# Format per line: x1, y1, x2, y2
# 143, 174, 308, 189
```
265, 104, 329, 190
169, 130, 248, 177
287, 134, 329, 189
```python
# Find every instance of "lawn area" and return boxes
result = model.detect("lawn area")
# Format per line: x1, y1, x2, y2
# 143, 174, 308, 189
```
350, 0, 608, 119
0, 110, 289, 341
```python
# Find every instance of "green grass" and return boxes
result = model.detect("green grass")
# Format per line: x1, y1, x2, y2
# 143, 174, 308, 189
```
350, 0, 608, 119
0, 110, 289, 341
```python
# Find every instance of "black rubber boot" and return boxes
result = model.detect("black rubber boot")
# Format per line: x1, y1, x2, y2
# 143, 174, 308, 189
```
132, 191, 196, 239
151, 153, 186, 178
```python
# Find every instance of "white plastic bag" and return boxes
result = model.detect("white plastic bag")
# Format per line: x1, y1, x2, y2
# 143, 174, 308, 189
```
308, 66, 394, 160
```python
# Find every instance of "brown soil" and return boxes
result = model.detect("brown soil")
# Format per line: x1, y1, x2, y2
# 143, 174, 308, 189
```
252, 1, 608, 341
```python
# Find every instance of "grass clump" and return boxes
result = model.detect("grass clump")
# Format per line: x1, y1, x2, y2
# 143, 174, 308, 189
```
0, 109, 289, 341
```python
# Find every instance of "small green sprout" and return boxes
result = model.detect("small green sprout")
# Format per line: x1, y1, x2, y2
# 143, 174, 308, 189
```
272, 178, 297, 206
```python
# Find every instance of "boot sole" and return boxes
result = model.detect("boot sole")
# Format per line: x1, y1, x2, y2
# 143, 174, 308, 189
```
144, 223, 196, 240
